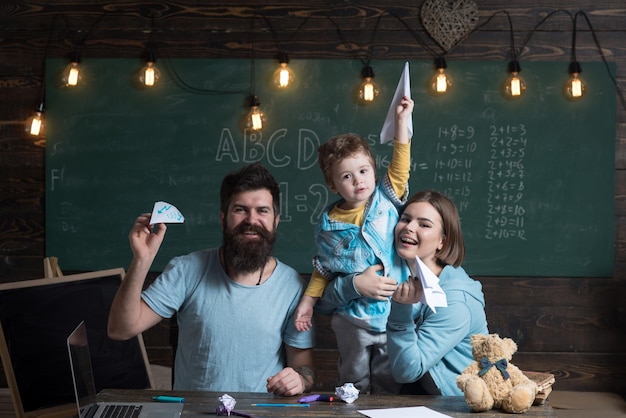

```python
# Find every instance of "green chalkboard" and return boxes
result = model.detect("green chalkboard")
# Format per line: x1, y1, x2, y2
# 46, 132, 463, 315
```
45, 58, 615, 276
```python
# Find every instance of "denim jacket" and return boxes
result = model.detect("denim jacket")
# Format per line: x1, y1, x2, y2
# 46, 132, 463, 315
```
312, 174, 408, 332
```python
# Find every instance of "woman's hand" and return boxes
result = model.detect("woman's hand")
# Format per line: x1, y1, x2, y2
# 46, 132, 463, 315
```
353, 265, 399, 300
392, 276, 423, 304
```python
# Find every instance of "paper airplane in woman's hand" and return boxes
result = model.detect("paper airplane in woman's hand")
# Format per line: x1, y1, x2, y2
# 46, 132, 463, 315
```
380, 62, 412, 144
414, 256, 447, 313
150, 201, 185, 224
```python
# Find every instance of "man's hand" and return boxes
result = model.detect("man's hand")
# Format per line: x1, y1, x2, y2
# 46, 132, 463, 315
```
353, 265, 398, 300
266, 366, 311, 396
129, 213, 166, 261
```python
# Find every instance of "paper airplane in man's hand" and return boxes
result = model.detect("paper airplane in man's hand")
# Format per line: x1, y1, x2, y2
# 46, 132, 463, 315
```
150, 201, 185, 224
414, 256, 447, 313
380, 62, 412, 144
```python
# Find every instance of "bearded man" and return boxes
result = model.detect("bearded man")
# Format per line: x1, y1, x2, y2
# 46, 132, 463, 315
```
108, 163, 315, 396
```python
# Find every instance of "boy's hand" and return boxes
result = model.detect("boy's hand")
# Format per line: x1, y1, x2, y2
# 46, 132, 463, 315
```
294, 295, 316, 331
395, 96, 414, 143
396, 96, 414, 121
295, 306, 313, 331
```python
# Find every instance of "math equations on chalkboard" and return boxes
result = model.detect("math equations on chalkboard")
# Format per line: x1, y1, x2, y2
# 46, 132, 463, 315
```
45, 58, 615, 276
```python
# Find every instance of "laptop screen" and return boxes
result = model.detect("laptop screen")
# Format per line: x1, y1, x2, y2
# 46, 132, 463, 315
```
67, 321, 99, 418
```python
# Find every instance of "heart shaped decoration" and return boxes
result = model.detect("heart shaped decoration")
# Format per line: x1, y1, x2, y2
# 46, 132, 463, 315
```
420, 0, 479, 52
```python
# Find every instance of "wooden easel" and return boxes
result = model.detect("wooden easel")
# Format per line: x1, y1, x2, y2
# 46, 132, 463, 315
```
43, 257, 63, 278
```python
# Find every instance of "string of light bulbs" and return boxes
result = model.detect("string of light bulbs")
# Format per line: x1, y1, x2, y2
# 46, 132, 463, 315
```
159, 14, 309, 132
27, 9, 625, 137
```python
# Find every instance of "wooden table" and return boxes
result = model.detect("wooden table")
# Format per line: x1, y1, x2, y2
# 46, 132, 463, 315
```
98, 389, 556, 417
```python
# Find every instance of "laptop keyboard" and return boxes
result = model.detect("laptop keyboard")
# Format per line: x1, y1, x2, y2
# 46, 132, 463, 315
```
101, 405, 142, 418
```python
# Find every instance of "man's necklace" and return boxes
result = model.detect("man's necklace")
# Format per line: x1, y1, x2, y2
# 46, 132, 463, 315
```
221, 250, 266, 286
256, 263, 265, 286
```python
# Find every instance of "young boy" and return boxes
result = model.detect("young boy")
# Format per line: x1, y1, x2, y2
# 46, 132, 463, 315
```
294, 96, 414, 394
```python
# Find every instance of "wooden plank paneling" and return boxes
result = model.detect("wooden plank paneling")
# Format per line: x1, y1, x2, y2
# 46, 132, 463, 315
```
514, 352, 626, 395
487, 305, 625, 352
480, 277, 625, 307
311, 338, 626, 394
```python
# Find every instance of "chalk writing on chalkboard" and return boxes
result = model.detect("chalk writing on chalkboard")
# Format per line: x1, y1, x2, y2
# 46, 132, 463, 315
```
431, 123, 529, 241
45, 59, 615, 276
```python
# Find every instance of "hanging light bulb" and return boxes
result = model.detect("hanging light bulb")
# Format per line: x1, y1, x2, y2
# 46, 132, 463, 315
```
358, 65, 379, 103
430, 56, 452, 95
501, 12, 526, 99
28, 102, 45, 136
565, 61, 585, 100
139, 51, 160, 87
62, 52, 82, 87
504, 60, 526, 98
564, 12, 586, 101
273, 52, 295, 89
246, 95, 266, 131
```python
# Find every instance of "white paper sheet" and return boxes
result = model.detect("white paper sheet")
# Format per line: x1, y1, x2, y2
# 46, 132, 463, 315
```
358, 406, 452, 418
150, 201, 185, 224
415, 256, 448, 313
379, 61, 412, 144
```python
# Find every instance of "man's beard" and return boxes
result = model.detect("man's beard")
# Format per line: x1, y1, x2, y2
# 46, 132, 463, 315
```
222, 221, 276, 273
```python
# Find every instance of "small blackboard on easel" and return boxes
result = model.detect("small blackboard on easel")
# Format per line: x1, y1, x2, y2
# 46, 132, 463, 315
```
0, 268, 154, 418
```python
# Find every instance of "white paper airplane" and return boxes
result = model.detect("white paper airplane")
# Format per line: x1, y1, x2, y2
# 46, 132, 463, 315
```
150, 201, 185, 224
414, 256, 448, 313
380, 61, 412, 144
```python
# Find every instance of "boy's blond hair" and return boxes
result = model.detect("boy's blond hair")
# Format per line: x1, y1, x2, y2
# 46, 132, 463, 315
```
317, 133, 376, 186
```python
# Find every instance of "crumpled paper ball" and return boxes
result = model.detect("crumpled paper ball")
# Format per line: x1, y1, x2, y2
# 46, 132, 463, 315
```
335, 382, 360, 403
217, 393, 237, 416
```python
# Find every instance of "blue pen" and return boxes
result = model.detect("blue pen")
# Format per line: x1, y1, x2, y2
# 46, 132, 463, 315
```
250, 403, 310, 407
151, 395, 185, 403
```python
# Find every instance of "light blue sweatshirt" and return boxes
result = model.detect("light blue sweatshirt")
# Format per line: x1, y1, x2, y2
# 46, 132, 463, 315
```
386, 265, 488, 395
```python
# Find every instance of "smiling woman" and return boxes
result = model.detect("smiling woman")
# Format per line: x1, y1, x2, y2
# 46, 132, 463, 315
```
386, 189, 489, 396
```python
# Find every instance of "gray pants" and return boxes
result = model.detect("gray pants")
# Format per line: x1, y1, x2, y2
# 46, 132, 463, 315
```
331, 313, 401, 395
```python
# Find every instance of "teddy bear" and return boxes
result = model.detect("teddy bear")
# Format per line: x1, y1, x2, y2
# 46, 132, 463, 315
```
456, 334, 539, 414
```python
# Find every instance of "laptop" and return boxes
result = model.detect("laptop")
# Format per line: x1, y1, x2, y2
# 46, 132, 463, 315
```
67, 321, 183, 418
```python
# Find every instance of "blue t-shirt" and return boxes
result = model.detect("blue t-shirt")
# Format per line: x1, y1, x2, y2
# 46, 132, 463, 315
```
142, 248, 314, 392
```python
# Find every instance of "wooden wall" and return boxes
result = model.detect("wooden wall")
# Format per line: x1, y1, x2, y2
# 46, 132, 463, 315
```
1, 1, 625, 396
